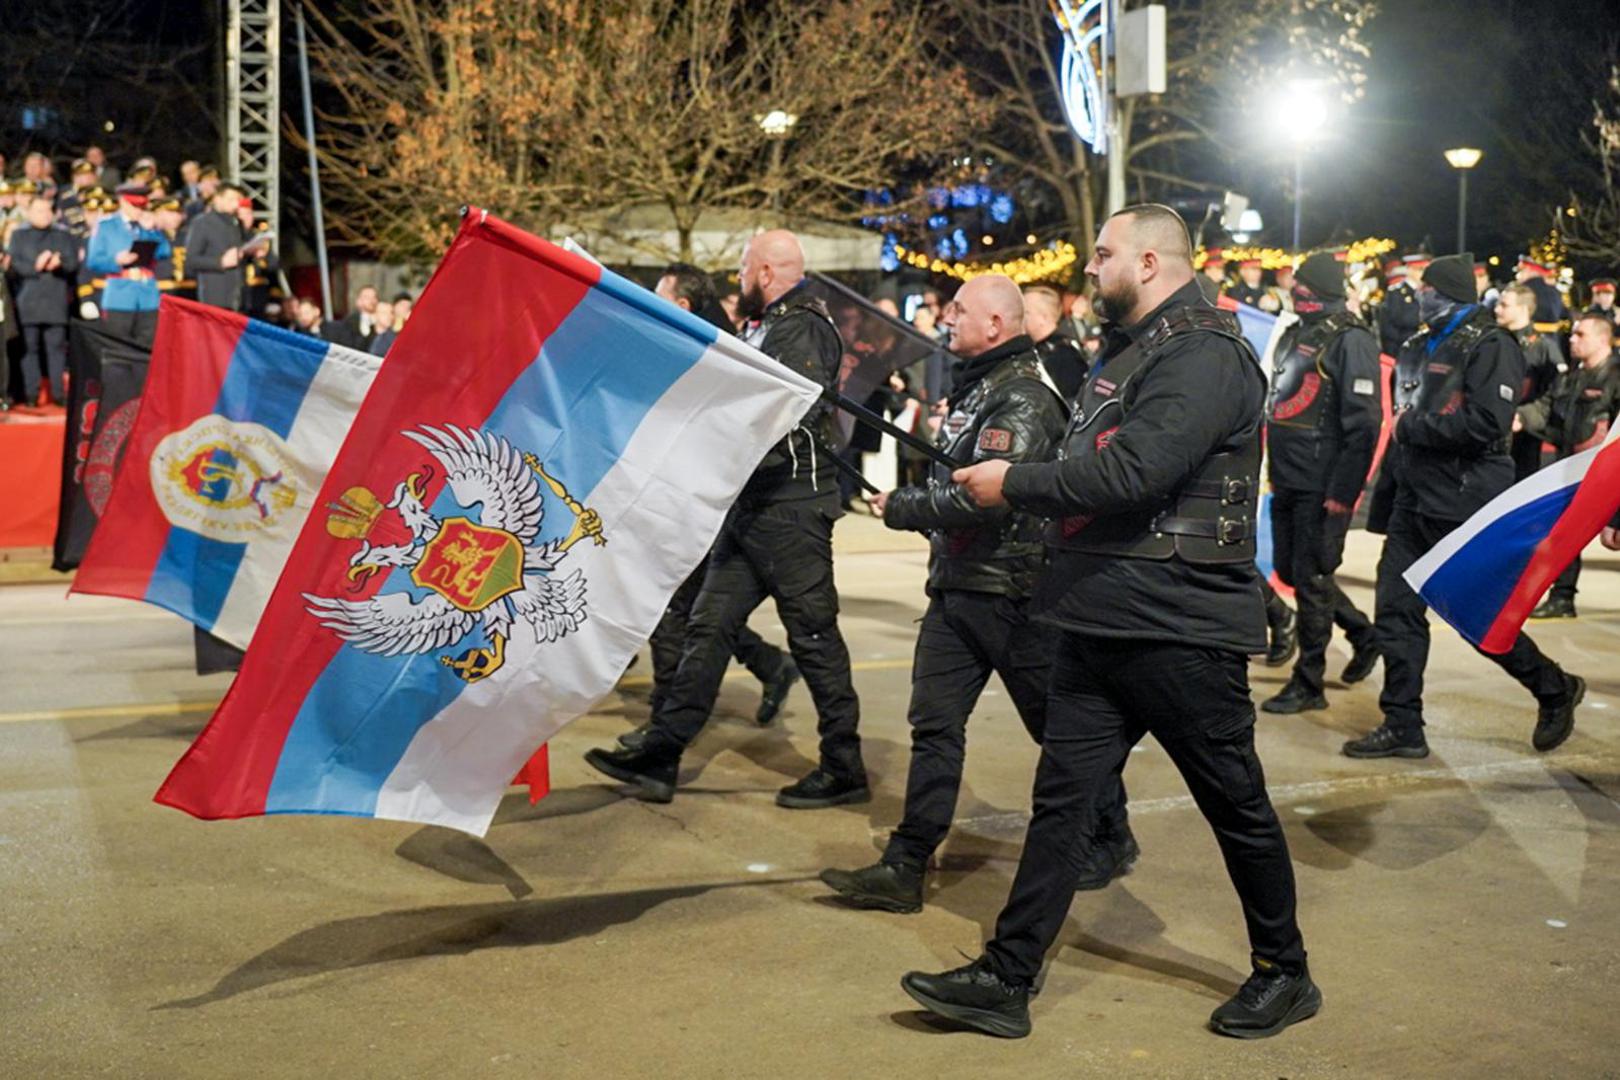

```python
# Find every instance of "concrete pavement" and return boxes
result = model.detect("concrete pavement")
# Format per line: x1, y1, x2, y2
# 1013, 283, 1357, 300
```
2, 518, 1618, 1078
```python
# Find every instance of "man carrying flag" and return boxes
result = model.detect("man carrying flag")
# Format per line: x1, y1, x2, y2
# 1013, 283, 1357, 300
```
584, 229, 868, 809
1343, 253, 1586, 761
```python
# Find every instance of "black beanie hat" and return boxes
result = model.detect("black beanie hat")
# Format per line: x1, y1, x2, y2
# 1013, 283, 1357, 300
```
1424, 253, 1476, 303
1293, 252, 1346, 300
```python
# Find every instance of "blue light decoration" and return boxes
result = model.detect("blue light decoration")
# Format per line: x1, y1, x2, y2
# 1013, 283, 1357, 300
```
1054, 0, 1107, 155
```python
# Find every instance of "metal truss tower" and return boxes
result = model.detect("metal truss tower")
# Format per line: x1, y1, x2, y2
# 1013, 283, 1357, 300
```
226, 0, 281, 237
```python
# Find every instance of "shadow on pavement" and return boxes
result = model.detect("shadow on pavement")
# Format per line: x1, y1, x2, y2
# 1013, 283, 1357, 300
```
157, 877, 810, 1010
394, 828, 535, 899
73, 714, 207, 744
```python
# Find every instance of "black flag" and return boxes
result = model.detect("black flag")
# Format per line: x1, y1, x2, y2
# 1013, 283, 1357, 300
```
53, 321, 153, 570
808, 272, 943, 450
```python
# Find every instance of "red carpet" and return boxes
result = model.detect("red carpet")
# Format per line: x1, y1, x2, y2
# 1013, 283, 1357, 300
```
0, 410, 65, 548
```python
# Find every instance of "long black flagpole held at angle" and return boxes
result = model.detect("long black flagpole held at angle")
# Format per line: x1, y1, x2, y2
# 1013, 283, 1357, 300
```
823, 388, 964, 472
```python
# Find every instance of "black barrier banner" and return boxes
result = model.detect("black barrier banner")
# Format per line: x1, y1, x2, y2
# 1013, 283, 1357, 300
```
53, 321, 153, 570
809, 271, 943, 450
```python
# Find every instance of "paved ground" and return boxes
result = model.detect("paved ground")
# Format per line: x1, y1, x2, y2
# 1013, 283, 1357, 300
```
3, 518, 1619, 1079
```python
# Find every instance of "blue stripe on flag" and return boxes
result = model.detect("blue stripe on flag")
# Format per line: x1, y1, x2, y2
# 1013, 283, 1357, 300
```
1416, 485, 1576, 645
265, 276, 715, 815
143, 328, 333, 630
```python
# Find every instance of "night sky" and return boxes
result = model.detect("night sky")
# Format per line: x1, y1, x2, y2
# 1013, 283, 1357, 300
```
1238, 0, 1620, 272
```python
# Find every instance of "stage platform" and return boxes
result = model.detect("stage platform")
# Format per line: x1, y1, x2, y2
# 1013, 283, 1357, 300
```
0, 409, 64, 550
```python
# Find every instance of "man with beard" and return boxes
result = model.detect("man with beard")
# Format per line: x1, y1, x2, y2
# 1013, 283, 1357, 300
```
819, 275, 1133, 914
1520, 313, 1620, 620
1496, 283, 1566, 481
584, 231, 865, 807
614, 262, 801, 748
1343, 254, 1585, 760
1260, 252, 1382, 714
902, 205, 1316, 1041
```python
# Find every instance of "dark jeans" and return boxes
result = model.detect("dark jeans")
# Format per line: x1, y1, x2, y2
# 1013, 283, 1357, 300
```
648, 499, 863, 778
1271, 487, 1375, 693
1549, 555, 1581, 603
883, 591, 1128, 870
1510, 430, 1544, 483
985, 635, 1305, 983
1375, 505, 1568, 731
20, 323, 68, 403
648, 554, 786, 715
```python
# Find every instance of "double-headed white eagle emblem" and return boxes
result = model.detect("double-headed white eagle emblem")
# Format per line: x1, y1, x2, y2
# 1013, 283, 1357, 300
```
304, 424, 605, 682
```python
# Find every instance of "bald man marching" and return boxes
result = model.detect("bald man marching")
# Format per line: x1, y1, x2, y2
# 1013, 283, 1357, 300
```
899, 205, 1316, 1041
585, 230, 867, 808
820, 275, 1126, 914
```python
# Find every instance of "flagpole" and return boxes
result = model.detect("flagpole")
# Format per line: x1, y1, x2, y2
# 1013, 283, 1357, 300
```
295, 6, 334, 321
825, 389, 963, 471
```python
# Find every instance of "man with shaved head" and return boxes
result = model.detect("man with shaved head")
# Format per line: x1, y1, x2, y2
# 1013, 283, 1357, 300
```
819, 274, 1080, 914
587, 229, 868, 809
902, 205, 1318, 1041
1022, 284, 1087, 400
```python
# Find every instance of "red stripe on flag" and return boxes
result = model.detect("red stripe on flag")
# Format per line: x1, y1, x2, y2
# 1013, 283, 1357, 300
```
1480, 438, 1620, 653
72, 298, 246, 602
514, 744, 551, 804
155, 212, 599, 820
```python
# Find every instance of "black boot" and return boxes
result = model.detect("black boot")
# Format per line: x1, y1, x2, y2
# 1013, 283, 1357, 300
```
1529, 595, 1577, 620
616, 721, 653, 751
1341, 641, 1380, 684
755, 659, 801, 725
1209, 961, 1322, 1039
1532, 674, 1585, 752
776, 767, 870, 809
819, 860, 923, 913
1342, 723, 1428, 759
1261, 679, 1328, 715
1265, 605, 1298, 668
583, 743, 679, 802
1074, 826, 1140, 891
901, 956, 1031, 1039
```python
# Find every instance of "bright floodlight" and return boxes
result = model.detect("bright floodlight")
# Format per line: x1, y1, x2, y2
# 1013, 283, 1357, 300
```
1238, 209, 1264, 233
756, 110, 799, 136
1444, 147, 1483, 170
1279, 82, 1330, 144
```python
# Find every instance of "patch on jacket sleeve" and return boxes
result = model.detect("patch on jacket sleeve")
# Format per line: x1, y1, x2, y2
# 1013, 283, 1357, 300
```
1352, 378, 1375, 396
978, 427, 1013, 452
1498, 383, 1515, 402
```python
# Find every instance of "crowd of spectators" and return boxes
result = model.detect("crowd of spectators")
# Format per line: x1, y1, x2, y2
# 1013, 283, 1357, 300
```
0, 144, 412, 414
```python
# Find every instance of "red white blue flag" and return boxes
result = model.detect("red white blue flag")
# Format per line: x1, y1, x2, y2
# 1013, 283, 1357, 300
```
1404, 422, 1620, 653
155, 210, 821, 834
72, 297, 382, 648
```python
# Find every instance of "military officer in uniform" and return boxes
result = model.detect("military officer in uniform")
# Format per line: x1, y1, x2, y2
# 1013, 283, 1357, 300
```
1344, 254, 1585, 760
1515, 256, 1568, 332
902, 205, 1317, 1041
1377, 255, 1423, 358
1260, 252, 1382, 713
1585, 278, 1616, 326
85, 182, 169, 342
1225, 257, 1269, 309
1197, 246, 1228, 304
584, 230, 867, 808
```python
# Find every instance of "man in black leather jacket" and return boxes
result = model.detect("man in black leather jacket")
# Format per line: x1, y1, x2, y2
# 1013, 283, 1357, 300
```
1261, 252, 1382, 714
820, 274, 1127, 914
585, 230, 866, 809
1344, 253, 1585, 760
902, 205, 1316, 1041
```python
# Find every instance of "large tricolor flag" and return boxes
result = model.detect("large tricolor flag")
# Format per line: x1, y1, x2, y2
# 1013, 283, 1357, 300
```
1404, 422, 1620, 653
156, 209, 821, 835
71, 298, 382, 649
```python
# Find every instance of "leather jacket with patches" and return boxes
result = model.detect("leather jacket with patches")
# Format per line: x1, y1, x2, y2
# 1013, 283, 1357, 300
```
882, 335, 1067, 599
1265, 308, 1382, 502
1387, 304, 1525, 521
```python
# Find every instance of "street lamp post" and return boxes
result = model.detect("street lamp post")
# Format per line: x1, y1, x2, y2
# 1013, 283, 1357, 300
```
756, 110, 798, 213
1444, 147, 1483, 252
1278, 83, 1329, 252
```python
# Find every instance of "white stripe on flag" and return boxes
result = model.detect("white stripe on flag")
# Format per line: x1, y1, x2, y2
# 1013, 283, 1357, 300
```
1404, 422, 1620, 593
211, 343, 382, 649
372, 339, 819, 833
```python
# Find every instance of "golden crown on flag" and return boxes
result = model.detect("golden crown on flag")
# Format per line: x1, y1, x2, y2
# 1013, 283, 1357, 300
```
325, 486, 384, 539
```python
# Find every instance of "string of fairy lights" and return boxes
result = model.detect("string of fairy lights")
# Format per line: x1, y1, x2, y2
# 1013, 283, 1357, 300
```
892, 240, 1080, 284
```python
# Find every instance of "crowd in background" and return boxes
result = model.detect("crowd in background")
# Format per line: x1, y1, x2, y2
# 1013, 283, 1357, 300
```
0, 145, 415, 415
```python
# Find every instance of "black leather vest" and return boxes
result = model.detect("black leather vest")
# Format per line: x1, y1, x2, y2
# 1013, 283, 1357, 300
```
1395, 315, 1499, 417
1267, 312, 1360, 431
1047, 306, 1263, 565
